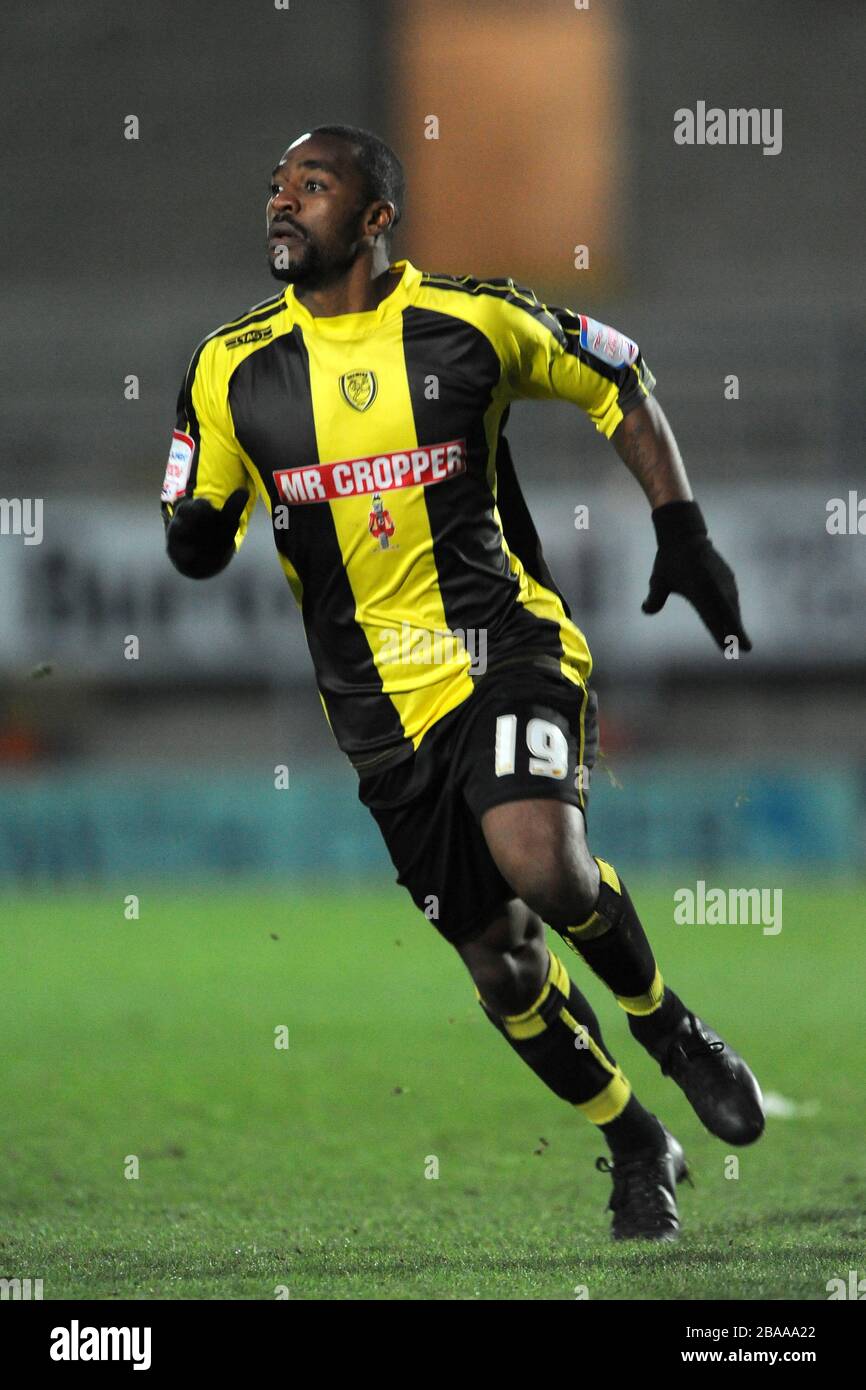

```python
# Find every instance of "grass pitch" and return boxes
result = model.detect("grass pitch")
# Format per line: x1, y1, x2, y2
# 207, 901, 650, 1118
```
1, 879, 863, 1300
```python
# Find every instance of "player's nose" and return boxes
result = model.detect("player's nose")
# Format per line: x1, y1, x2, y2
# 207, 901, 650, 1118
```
271, 184, 300, 212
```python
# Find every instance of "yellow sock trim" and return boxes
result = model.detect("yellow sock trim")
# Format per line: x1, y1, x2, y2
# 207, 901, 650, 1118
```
595, 857, 621, 894
497, 950, 567, 1041
616, 965, 665, 1016
481, 952, 632, 1124
576, 1068, 632, 1125
558, 1006, 618, 1079
563, 858, 622, 942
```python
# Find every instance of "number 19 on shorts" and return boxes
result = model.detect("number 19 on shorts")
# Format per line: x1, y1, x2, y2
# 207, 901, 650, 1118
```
494, 713, 571, 779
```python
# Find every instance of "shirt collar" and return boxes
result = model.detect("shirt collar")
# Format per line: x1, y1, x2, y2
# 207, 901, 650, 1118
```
285, 258, 422, 338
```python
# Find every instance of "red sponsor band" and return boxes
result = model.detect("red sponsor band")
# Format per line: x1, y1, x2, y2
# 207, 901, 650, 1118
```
273, 438, 467, 504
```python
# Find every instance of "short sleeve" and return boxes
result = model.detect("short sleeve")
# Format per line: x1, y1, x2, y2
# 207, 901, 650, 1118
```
160, 339, 256, 546
502, 292, 656, 438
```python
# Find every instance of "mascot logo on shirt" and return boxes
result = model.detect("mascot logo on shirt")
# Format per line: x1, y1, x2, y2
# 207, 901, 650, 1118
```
339, 370, 378, 412
368, 492, 396, 549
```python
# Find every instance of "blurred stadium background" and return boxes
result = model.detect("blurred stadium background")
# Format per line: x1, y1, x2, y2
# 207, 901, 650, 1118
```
2, 0, 865, 1303
1, 0, 863, 887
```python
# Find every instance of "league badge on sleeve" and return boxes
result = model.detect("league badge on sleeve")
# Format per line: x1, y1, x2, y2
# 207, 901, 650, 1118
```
161, 429, 195, 502
578, 315, 639, 370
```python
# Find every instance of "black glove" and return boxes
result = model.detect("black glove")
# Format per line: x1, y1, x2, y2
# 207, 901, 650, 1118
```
166, 489, 249, 579
642, 499, 752, 653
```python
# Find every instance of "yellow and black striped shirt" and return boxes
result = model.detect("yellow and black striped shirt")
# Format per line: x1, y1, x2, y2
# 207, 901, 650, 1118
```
161, 259, 655, 771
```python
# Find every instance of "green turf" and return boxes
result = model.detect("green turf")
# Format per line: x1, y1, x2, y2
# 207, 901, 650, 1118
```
1, 879, 863, 1300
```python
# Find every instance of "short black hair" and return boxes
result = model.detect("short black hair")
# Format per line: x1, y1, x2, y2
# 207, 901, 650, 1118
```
310, 124, 405, 245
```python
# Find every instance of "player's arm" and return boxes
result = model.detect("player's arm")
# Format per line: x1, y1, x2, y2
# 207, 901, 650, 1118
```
609, 395, 750, 653
160, 341, 255, 580
609, 394, 690, 507
504, 296, 750, 653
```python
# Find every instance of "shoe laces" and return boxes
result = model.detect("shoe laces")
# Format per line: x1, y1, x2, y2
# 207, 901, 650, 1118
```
662, 1011, 724, 1073
594, 1151, 669, 1211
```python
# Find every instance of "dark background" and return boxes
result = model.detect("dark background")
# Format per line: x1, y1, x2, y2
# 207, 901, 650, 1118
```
1, 0, 864, 881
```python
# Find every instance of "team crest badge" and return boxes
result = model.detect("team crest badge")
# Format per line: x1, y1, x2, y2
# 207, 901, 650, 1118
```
339, 369, 378, 412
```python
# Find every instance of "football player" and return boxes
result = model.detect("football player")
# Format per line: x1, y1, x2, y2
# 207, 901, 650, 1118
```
161, 125, 764, 1240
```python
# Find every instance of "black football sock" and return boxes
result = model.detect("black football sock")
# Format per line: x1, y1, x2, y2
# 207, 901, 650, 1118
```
559, 858, 688, 1045
627, 986, 689, 1051
476, 948, 662, 1152
600, 1095, 667, 1159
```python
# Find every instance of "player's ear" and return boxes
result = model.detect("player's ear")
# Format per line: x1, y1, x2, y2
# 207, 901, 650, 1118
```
367, 200, 395, 240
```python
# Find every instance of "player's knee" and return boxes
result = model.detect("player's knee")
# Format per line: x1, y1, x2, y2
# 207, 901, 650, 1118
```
473, 944, 547, 1015
458, 906, 548, 1015
509, 855, 599, 932
469, 951, 522, 1015
483, 803, 599, 931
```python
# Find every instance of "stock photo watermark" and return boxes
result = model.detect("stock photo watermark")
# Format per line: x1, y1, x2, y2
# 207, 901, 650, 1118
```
378, 622, 487, 674
0, 497, 43, 545
0, 1276, 43, 1300
674, 102, 782, 156
673, 881, 783, 936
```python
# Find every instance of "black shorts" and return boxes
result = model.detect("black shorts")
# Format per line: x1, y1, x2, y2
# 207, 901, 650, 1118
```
357, 662, 599, 946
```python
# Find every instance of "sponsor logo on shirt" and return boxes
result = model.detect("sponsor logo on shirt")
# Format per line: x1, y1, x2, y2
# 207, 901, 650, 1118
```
272, 438, 467, 505
368, 492, 396, 548
160, 430, 195, 502
578, 315, 639, 370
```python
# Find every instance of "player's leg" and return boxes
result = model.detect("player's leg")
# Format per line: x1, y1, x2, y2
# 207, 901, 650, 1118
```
480, 796, 765, 1147
454, 896, 688, 1241
455, 663, 764, 1147
356, 708, 685, 1239
454, 896, 670, 1156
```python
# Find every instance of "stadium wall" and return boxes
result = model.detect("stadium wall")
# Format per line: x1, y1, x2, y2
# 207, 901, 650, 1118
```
0, 764, 860, 888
